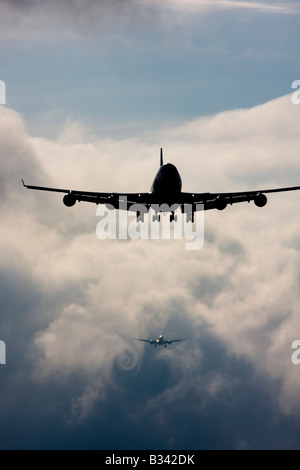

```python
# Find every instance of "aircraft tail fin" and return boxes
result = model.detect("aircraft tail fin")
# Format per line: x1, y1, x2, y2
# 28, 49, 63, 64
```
160, 148, 163, 167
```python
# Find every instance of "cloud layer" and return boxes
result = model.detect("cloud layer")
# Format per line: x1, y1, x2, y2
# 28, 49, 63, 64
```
1, 94, 300, 449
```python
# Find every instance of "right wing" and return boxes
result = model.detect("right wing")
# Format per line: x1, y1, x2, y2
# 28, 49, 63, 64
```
180, 184, 300, 211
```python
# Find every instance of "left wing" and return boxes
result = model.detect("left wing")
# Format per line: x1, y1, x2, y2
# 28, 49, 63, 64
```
22, 180, 152, 208
133, 338, 152, 343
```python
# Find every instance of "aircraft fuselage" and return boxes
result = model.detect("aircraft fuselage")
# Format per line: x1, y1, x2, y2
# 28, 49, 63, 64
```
150, 163, 182, 203
151, 335, 170, 347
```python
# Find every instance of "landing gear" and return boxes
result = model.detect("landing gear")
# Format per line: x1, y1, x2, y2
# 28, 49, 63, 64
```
136, 211, 145, 222
170, 211, 177, 222
186, 211, 194, 223
152, 212, 178, 222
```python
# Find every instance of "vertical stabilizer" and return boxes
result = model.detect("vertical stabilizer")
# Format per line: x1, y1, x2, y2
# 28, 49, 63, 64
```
160, 148, 163, 167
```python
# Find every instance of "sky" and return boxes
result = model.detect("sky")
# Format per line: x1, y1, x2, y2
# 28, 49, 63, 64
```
1, 0, 300, 450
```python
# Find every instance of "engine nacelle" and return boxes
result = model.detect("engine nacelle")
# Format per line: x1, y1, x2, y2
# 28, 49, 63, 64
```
215, 196, 227, 211
254, 193, 267, 207
63, 194, 76, 207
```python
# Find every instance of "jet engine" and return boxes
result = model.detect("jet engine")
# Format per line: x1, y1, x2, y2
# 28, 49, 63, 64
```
215, 196, 227, 211
63, 194, 76, 207
254, 193, 267, 207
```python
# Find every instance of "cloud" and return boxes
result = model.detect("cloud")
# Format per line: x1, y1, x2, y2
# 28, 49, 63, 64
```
1, 0, 299, 42
159, 0, 300, 15
1, 95, 300, 448
0, 0, 160, 40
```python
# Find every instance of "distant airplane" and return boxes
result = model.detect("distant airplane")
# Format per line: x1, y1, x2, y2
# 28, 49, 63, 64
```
133, 335, 186, 348
22, 148, 300, 222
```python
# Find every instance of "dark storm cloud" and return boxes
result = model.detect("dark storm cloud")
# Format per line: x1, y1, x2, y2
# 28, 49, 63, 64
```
1, 326, 299, 450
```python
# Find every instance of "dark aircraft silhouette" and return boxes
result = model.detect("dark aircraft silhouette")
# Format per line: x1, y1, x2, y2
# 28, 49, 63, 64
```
133, 335, 186, 348
22, 148, 300, 222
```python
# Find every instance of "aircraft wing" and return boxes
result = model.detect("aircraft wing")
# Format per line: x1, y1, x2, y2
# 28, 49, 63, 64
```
169, 339, 186, 344
22, 180, 300, 211
180, 184, 300, 211
22, 180, 152, 208
133, 338, 151, 343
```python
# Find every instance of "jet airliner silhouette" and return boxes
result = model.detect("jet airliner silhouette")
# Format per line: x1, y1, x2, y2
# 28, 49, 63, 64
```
133, 335, 186, 348
22, 148, 300, 222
